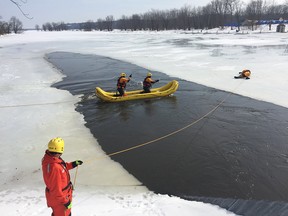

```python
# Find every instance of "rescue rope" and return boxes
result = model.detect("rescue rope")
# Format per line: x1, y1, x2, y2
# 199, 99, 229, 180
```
0, 100, 77, 109
73, 85, 237, 188
106, 91, 230, 157
72, 79, 247, 191
0, 76, 140, 109
73, 166, 79, 189
84, 80, 244, 165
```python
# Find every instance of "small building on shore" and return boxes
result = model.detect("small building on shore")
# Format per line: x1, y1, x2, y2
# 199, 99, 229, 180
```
276, 23, 286, 32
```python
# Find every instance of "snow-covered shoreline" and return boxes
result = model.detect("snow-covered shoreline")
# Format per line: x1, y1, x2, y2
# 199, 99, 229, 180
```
1, 28, 287, 215
0, 185, 238, 216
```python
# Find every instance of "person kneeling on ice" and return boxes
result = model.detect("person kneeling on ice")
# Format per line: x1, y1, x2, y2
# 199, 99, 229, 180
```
42, 137, 83, 216
117, 72, 132, 96
234, 69, 251, 79
142, 72, 159, 93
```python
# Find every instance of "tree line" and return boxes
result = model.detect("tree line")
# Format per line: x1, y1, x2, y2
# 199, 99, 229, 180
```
0, 16, 23, 35
40, 0, 288, 32
2, 0, 288, 34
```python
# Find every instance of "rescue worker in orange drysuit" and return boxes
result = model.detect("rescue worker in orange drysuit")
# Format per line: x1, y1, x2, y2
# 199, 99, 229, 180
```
42, 137, 83, 216
142, 72, 159, 93
117, 72, 132, 96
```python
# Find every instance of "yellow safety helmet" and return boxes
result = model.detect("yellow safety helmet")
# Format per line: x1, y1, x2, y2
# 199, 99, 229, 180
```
120, 73, 126, 77
48, 137, 64, 153
147, 72, 152, 77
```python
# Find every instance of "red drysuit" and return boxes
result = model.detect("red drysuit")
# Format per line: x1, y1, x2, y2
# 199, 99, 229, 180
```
42, 150, 74, 216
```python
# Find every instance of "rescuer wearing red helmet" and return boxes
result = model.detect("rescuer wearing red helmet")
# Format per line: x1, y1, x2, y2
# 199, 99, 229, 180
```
42, 137, 83, 216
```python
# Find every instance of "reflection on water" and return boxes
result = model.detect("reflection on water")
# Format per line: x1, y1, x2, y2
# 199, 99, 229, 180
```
47, 52, 288, 216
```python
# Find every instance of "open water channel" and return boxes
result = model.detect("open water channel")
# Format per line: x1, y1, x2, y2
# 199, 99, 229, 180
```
46, 51, 288, 216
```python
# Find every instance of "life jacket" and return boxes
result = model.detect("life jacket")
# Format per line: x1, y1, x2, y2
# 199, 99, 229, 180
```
42, 150, 74, 207
143, 76, 152, 87
117, 77, 128, 88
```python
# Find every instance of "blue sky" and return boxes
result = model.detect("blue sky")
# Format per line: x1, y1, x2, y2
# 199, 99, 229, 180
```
1, 0, 213, 28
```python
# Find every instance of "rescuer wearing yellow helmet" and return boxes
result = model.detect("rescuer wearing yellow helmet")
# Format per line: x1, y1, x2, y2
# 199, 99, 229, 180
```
42, 137, 83, 216
143, 72, 159, 93
117, 72, 132, 96
48, 137, 65, 153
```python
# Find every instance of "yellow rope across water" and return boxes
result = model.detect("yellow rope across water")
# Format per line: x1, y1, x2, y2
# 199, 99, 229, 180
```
86, 82, 243, 163
74, 80, 244, 187
107, 91, 231, 157
74, 89, 233, 187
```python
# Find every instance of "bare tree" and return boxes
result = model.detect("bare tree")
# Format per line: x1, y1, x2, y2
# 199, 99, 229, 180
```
42, 24, 47, 31
245, 0, 267, 30
166, 9, 178, 29
159, 9, 174, 30
9, 16, 23, 33
10, 0, 33, 19
105, 15, 114, 31
265, 0, 288, 19
42, 22, 53, 31
178, 5, 193, 30
117, 15, 129, 31
0, 20, 9, 35
192, 8, 203, 30
225, 0, 237, 29
144, 9, 164, 31
201, 4, 214, 29
211, 0, 228, 28
131, 14, 142, 30
2, 22, 11, 34
83, 20, 94, 31
233, 0, 244, 31
96, 18, 105, 31
35, 24, 40, 31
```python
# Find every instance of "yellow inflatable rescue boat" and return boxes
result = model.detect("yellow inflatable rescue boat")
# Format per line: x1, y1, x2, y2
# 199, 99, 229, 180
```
96, 80, 179, 102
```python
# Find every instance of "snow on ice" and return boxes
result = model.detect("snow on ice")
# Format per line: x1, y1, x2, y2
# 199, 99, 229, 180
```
1, 26, 287, 215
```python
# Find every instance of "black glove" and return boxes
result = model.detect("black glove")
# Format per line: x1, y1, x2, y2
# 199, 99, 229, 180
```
129, 74, 132, 78
155, 79, 159, 82
72, 160, 83, 168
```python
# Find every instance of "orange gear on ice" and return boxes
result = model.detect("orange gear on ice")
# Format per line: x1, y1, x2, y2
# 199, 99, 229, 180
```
234, 69, 251, 79
241, 69, 251, 78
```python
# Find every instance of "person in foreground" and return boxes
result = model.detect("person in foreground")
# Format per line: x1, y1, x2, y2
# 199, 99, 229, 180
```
42, 137, 83, 216
117, 72, 132, 96
234, 69, 251, 79
142, 72, 159, 93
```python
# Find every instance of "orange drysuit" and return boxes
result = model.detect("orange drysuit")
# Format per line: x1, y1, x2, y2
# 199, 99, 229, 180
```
143, 76, 158, 93
42, 150, 74, 216
117, 76, 130, 96
241, 69, 251, 78
117, 77, 130, 89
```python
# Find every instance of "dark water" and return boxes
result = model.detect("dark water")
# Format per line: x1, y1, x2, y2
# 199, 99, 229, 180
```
46, 52, 288, 216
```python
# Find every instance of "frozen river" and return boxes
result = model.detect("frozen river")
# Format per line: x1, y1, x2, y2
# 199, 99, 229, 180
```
47, 51, 288, 216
